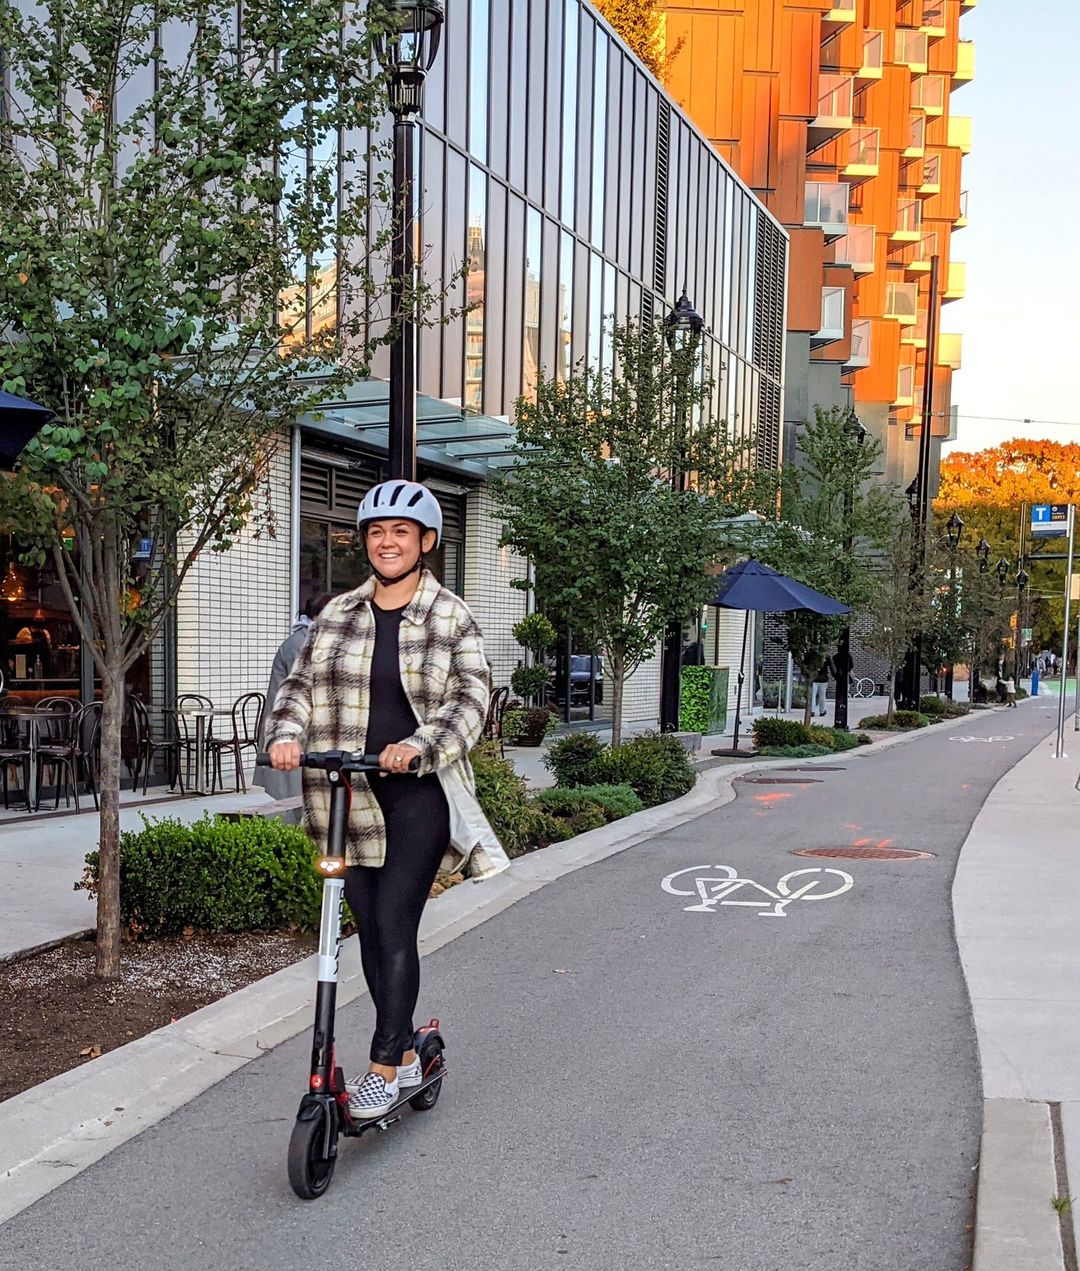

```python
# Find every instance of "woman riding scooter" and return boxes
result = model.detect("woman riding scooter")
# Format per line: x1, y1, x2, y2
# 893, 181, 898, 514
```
266, 480, 508, 1120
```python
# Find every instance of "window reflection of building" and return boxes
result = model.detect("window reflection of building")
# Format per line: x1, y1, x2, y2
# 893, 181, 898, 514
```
523, 208, 542, 402
465, 166, 487, 412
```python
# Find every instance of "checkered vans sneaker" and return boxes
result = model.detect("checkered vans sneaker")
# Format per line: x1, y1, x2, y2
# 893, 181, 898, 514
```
397, 1055, 423, 1088
347, 1071, 399, 1119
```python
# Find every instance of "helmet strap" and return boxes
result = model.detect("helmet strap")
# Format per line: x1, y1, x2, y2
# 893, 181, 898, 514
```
369, 557, 425, 587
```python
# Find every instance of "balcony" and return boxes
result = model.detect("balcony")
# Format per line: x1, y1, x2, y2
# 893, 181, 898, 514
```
885, 281, 919, 324
902, 312, 928, 347
904, 231, 938, 274
944, 260, 966, 301
812, 286, 846, 347
844, 127, 880, 180
804, 180, 850, 240
939, 331, 962, 369
921, 2, 947, 38
857, 29, 884, 80
809, 73, 854, 148
895, 364, 916, 408
904, 113, 926, 158
845, 317, 872, 369
834, 223, 876, 274
956, 189, 969, 228
911, 73, 946, 115
948, 114, 973, 154
919, 153, 941, 196
823, 0, 858, 24
891, 198, 923, 242
953, 39, 975, 87
894, 29, 929, 73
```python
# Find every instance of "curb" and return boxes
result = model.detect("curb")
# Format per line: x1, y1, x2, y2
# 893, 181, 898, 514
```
0, 706, 1025, 1226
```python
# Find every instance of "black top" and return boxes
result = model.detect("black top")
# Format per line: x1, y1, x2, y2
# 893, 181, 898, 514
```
365, 603, 419, 757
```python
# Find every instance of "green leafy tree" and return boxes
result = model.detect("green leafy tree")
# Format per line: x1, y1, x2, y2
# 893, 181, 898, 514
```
0, 0, 436, 978
753, 406, 892, 726
593, 0, 685, 83
494, 320, 777, 744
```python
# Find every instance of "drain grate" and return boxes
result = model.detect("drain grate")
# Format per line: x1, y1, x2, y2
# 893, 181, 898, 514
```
739, 776, 823, 785
792, 846, 935, 861
775, 766, 846, 772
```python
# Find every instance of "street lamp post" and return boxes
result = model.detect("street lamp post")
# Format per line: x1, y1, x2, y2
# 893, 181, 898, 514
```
833, 410, 867, 731
371, 0, 445, 482
659, 291, 704, 734
943, 510, 963, 699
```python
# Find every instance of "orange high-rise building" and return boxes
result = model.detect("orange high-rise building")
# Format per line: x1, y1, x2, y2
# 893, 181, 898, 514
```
663, 0, 971, 487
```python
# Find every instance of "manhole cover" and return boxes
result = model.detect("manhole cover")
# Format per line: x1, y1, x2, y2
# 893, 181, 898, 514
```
739, 776, 823, 784
775, 766, 847, 772
792, 846, 935, 861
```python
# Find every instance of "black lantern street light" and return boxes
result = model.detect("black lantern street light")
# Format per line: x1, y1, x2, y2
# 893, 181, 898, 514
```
996, 556, 1010, 588
945, 510, 964, 549
976, 537, 991, 572
942, 510, 964, 698
371, 0, 445, 481
833, 409, 867, 731
659, 290, 705, 734
1016, 567, 1030, 677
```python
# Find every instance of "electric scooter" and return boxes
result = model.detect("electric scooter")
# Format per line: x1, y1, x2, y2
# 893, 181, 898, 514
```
254, 749, 447, 1201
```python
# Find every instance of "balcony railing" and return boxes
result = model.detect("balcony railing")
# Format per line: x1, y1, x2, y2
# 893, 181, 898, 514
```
845, 318, 872, 369
948, 114, 973, 154
809, 73, 854, 149
857, 29, 884, 79
894, 29, 929, 72
921, 2, 947, 36
824, 0, 858, 23
944, 261, 966, 300
834, 224, 876, 274
905, 114, 926, 157
956, 189, 969, 226
911, 73, 946, 114
813, 286, 846, 345
895, 364, 916, 407
845, 127, 880, 178
885, 281, 919, 323
804, 180, 850, 239
938, 332, 962, 370
954, 39, 975, 85
892, 198, 923, 241
919, 154, 941, 195
902, 312, 928, 346
903, 230, 938, 273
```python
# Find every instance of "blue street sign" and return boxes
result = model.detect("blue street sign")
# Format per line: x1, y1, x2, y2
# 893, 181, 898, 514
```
1031, 504, 1071, 537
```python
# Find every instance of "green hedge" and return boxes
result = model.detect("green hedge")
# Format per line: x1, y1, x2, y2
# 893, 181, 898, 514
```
471, 741, 550, 857
78, 814, 323, 938
583, 733, 697, 807
920, 695, 948, 717
752, 718, 812, 748
758, 743, 834, 758
535, 784, 643, 822
543, 732, 607, 788
858, 710, 930, 730
679, 666, 728, 734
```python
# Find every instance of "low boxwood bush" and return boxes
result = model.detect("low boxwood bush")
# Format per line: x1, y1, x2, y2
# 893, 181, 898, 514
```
758, 743, 834, 758
920, 695, 948, 717
584, 732, 697, 808
502, 706, 558, 745
1015, 687, 1029, 700
543, 731, 608, 788
858, 710, 930, 731
471, 741, 548, 857
752, 718, 813, 748
807, 726, 862, 752
535, 783, 643, 822
78, 814, 323, 938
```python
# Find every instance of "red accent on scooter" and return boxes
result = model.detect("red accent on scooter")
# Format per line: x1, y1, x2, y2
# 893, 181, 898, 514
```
310, 1073, 324, 1089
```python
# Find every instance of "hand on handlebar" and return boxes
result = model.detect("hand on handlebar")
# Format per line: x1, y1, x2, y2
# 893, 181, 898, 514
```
269, 741, 302, 772
376, 742, 422, 776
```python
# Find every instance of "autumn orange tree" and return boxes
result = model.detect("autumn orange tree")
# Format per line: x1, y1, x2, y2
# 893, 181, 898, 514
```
593, 0, 684, 83
935, 438, 1080, 655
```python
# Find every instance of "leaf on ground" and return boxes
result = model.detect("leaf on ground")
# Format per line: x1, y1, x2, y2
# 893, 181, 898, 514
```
78, 1044, 102, 1059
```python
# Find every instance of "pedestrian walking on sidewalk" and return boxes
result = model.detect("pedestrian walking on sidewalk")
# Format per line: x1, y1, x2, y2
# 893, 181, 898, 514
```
254, 593, 332, 800
812, 660, 829, 717
1005, 675, 1017, 708
265, 480, 508, 1122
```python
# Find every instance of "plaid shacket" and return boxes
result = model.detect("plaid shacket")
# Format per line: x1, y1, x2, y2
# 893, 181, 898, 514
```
265, 569, 493, 869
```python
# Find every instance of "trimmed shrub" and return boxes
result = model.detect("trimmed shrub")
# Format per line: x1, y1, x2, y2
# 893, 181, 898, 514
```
543, 731, 608, 788
584, 732, 696, 808
758, 743, 834, 758
807, 725, 837, 749
78, 814, 323, 938
920, 695, 948, 717
855, 732, 873, 745
510, 663, 552, 704
821, 728, 862, 752
471, 741, 547, 857
857, 710, 929, 731
1015, 687, 1029, 700
502, 706, 558, 745
752, 718, 813, 748
535, 783, 643, 823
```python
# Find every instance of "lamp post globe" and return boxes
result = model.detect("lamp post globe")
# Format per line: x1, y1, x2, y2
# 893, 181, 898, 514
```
664, 289, 704, 344
1017, 568, 1029, 591
945, 510, 964, 549
996, 556, 1010, 587
976, 537, 990, 572
372, 0, 445, 118
844, 408, 867, 446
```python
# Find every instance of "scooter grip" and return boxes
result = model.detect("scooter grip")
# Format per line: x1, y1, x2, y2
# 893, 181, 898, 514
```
358, 753, 421, 772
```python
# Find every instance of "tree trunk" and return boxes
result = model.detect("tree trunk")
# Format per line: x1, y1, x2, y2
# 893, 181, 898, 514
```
610, 651, 625, 747
94, 668, 124, 980
886, 662, 896, 724
802, 670, 813, 729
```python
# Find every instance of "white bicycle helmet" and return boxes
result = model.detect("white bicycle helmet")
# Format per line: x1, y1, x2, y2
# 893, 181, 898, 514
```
356, 480, 443, 547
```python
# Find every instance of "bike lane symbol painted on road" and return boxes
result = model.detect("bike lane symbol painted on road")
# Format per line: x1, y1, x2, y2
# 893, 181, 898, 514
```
661, 864, 854, 918
948, 735, 1015, 743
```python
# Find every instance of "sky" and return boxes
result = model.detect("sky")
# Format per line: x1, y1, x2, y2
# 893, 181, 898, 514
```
939, 0, 1080, 456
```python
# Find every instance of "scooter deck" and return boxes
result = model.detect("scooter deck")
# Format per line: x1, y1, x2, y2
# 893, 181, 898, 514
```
341, 1067, 446, 1137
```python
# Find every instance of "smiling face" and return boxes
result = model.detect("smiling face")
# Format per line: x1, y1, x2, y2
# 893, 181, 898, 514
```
364, 518, 437, 580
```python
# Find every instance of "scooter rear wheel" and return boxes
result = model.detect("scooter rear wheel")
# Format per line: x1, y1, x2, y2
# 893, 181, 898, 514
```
409, 1041, 444, 1111
288, 1106, 336, 1199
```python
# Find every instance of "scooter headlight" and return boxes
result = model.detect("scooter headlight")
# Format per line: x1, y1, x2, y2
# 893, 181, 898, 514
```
316, 856, 346, 877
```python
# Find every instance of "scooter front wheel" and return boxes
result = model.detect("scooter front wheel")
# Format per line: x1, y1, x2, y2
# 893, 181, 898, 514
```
410, 1039, 445, 1112
288, 1104, 337, 1199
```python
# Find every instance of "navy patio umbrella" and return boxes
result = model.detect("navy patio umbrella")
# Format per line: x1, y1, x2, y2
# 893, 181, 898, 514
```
709, 559, 849, 754
0, 390, 54, 470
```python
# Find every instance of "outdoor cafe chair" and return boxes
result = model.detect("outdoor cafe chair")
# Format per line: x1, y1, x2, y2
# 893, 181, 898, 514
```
35, 701, 92, 812
482, 684, 511, 757
208, 691, 264, 794
174, 693, 214, 786
0, 715, 31, 810
130, 694, 186, 796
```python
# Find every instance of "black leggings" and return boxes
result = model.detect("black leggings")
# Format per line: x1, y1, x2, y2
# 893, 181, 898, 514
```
343, 774, 449, 1066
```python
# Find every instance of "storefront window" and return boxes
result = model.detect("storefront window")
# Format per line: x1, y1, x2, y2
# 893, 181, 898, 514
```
0, 545, 81, 697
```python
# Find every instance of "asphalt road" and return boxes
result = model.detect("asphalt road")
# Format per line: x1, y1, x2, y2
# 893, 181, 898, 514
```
0, 701, 1060, 1271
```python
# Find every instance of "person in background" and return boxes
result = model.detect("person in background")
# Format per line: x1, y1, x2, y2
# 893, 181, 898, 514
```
1005, 673, 1018, 708
811, 660, 829, 718
254, 593, 332, 799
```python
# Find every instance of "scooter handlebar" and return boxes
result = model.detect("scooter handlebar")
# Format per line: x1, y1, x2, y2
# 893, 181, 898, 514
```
255, 749, 420, 774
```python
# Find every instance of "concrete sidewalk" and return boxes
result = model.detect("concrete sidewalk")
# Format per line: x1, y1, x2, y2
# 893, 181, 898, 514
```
954, 702, 1080, 1268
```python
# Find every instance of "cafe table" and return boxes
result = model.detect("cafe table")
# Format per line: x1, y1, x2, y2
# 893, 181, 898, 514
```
178, 704, 235, 796
0, 704, 76, 811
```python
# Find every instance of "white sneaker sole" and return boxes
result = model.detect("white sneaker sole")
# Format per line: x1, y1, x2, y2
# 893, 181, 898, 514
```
397, 1067, 423, 1089
348, 1098, 397, 1120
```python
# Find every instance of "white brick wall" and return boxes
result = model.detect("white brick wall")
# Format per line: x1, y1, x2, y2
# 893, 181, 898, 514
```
622, 647, 662, 723
174, 434, 293, 783
463, 484, 528, 687
710, 606, 755, 721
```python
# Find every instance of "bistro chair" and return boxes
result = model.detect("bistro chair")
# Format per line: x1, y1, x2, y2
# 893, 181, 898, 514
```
35, 702, 86, 812
0, 714, 32, 810
208, 691, 264, 794
482, 684, 511, 757
130, 695, 186, 796
174, 693, 215, 787
35, 697, 78, 747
